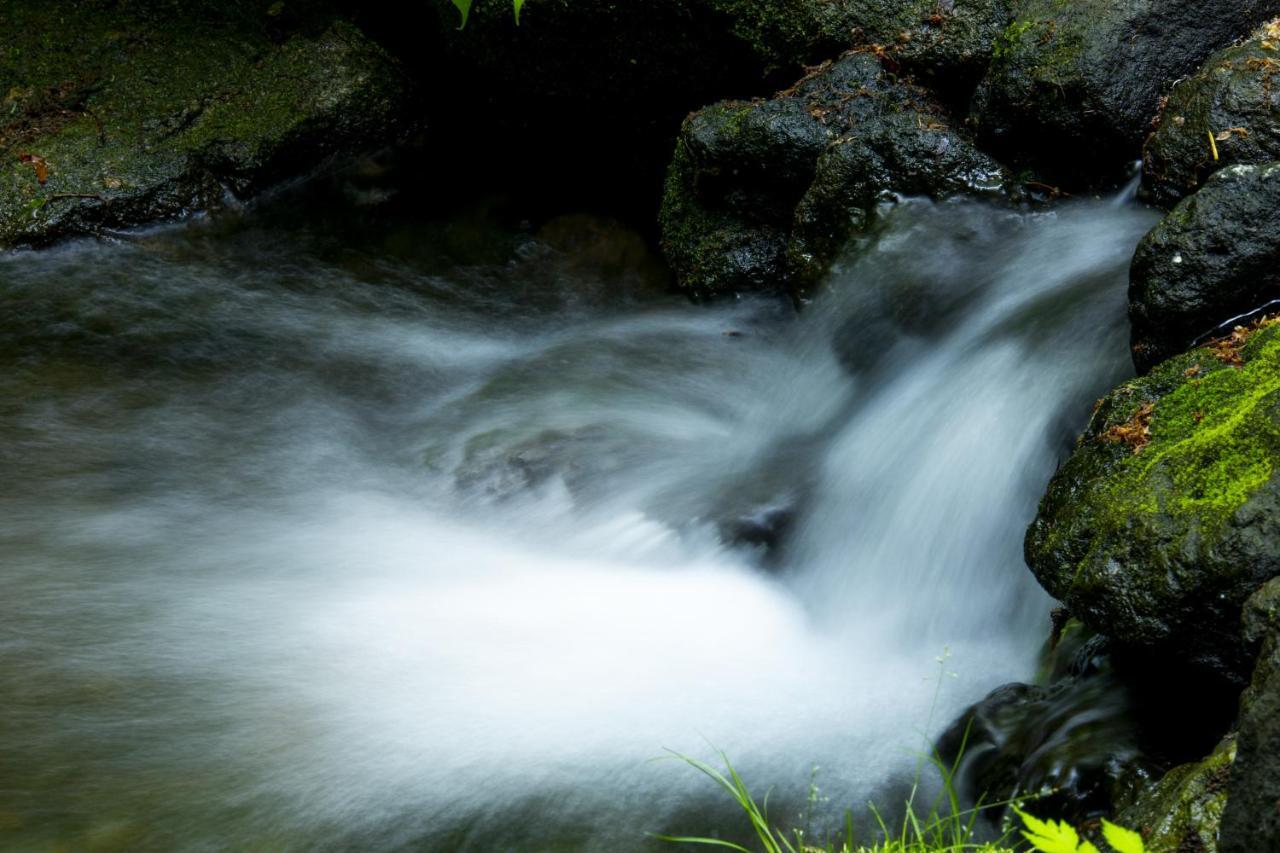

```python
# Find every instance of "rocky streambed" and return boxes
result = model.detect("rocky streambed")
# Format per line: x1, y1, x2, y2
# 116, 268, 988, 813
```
5, 1, 1280, 850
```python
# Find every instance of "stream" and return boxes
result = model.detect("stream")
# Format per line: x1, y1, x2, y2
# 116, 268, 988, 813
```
0, 170, 1160, 850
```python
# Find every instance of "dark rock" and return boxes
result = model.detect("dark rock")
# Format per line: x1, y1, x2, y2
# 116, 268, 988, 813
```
0, 3, 407, 247
433, 0, 961, 91
1143, 20, 1280, 208
937, 676, 1144, 823
1025, 320, 1280, 681
660, 53, 1006, 299
1129, 163, 1280, 371
890, 0, 1015, 108
1220, 577, 1280, 853
1116, 736, 1237, 853
972, 0, 1280, 182
717, 502, 797, 554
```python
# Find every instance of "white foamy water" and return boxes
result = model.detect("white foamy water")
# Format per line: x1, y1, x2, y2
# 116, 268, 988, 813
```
0, 193, 1158, 850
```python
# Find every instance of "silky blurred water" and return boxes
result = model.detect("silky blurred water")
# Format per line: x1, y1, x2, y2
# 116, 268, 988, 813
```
0, 181, 1159, 850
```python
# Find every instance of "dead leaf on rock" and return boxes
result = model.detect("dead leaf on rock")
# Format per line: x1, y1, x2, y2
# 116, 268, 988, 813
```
18, 153, 48, 185
1101, 402, 1154, 455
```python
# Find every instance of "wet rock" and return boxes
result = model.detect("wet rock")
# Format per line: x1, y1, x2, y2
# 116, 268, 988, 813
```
660, 53, 1006, 299
972, 0, 1280, 182
890, 0, 1015, 108
1220, 578, 1280, 853
1129, 163, 1280, 372
1117, 736, 1237, 853
937, 676, 1145, 823
1026, 319, 1280, 681
0, 3, 407, 247
1142, 20, 1280, 208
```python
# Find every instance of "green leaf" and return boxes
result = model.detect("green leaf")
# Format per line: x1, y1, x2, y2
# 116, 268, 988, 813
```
451, 0, 473, 28
1015, 808, 1099, 853
648, 834, 753, 852
513, 0, 525, 23
1101, 819, 1146, 853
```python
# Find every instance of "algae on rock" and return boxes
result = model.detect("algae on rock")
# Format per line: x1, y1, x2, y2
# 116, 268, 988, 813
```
1026, 320, 1280, 680
0, 3, 407, 247
972, 0, 1280, 181
1142, 20, 1280, 208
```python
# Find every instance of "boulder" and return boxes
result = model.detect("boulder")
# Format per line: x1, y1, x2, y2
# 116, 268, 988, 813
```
1143, 20, 1280, 208
0, 3, 406, 247
1130, 163, 1280, 372
660, 52, 1006, 299
1025, 319, 1280, 681
1116, 736, 1236, 853
1220, 578, 1280, 853
973, 0, 1280, 181
890, 0, 1014, 108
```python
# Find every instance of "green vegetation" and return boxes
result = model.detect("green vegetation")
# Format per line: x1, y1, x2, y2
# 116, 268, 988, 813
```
655, 750, 1149, 853
451, 0, 526, 27
1025, 318, 1280, 673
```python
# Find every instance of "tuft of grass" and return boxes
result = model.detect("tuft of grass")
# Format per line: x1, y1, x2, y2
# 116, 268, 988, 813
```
653, 650, 1148, 853
652, 745, 1018, 853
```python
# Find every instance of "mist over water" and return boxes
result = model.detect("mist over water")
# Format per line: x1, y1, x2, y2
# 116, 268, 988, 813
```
0, 188, 1158, 850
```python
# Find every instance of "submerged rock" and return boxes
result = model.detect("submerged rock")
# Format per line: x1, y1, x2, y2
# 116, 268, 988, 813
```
660, 53, 1006, 299
1220, 578, 1280, 852
1025, 320, 1280, 681
1130, 163, 1280, 372
938, 677, 1145, 823
1143, 20, 1280, 208
1116, 736, 1236, 853
972, 0, 1280, 180
0, 4, 406, 247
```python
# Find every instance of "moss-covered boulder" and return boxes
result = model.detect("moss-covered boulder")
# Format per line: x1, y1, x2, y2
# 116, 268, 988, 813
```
1025, 319, 1280, 680
660, 53, 1006, 299
1129, 163, 1280, 372
0, 2, 406, 247
1142, 21, 1280, 208
1220, 578, 1280, 852
972, 0, 1280, 181
1116, 736, 1236, 853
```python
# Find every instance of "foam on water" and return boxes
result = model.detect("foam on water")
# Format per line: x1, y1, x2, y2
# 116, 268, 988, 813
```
0, 193, 1159, 849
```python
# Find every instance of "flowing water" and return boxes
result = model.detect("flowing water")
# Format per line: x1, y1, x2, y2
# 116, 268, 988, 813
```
0, 174, 1160, 850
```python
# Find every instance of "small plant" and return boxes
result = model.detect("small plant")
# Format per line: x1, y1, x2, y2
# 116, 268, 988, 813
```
450, 0, 525, 28
653, 747, 1017, 853
655, 651, 1148, 853
1015, 809, 1145, 853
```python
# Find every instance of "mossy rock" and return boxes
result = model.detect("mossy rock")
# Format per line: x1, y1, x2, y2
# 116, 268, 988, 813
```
659, 53, 1006, 299
972, 0, 1280, 182
1129, 163, 1280, 372
1116, 736, 1236, 853
1220, 578, 1280, 852
889, 0, 1014, 108
1025, 320, 1280, 680
0, 1, 407, 247
1142, 20, 1280, 208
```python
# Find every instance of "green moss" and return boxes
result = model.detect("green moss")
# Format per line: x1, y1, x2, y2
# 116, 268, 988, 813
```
1117, 737, 1235, 853
1097, 324, 1280, 533
1027, 320, 1280, 673
0, 4, 402, 246
992, 19, 1035, 60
